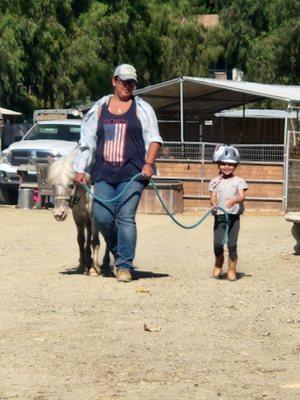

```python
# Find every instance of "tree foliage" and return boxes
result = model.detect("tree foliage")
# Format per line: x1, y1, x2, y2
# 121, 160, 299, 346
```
0, 0, 298, 116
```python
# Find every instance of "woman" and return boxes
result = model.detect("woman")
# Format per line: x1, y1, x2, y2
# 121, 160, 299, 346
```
73, 64, 163, 282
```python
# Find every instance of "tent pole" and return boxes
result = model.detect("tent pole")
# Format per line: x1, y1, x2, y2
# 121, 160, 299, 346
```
0, 108, 2, 152
283, 106, 289, 212
240, 99, 245, 143
180, 79, 184, 144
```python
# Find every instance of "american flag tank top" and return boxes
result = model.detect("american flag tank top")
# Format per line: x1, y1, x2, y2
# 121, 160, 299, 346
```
103, 117, 127, 163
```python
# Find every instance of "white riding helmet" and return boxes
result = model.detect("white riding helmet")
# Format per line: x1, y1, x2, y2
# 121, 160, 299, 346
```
213, 145, 240, 164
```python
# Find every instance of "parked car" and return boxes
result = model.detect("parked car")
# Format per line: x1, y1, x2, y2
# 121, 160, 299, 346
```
0, 119, 81, 204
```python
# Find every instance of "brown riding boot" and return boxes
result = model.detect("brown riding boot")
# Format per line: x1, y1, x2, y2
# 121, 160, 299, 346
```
227, 258, 237, 281
212, 254, 224, 279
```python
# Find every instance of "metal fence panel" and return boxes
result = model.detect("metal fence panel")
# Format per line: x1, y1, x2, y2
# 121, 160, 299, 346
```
287, 131, 300, 211
157, 142, 284, 163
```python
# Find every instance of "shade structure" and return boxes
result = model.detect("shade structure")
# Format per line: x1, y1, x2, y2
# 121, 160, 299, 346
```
215, 109, 298, 119
0, 107, 22, 116
135, 77, 300, 121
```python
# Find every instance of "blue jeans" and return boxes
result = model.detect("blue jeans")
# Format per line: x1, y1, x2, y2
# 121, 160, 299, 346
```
93, 180, 146, 270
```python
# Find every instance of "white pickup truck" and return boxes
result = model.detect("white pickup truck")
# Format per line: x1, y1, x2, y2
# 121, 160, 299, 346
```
0, 119, 82, 203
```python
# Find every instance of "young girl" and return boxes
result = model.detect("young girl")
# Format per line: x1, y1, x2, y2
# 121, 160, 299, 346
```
208, 145, 248, 281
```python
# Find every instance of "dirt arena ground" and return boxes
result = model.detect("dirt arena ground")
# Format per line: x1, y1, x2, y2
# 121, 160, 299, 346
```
0, 206, 299, 400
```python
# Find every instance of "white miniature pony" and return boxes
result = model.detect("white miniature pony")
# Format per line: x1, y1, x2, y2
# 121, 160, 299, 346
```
48, 148, 110, 276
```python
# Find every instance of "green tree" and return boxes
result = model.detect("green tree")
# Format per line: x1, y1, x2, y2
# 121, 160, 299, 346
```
0, 13, 25, 109
0, 0, 299, 115
212, 0, 300, 83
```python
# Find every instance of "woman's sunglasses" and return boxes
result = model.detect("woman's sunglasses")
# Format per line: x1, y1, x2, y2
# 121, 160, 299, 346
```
115, 77, 136, 88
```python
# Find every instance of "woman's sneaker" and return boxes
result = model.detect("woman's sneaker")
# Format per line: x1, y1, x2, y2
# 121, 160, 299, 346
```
116, 268, 132, 282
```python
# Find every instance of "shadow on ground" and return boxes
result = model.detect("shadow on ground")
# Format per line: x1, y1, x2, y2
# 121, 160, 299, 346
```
215, 271, 252, 280
60, 265, 169, 280
132, 270, 169, 280
60, 266, 89, 275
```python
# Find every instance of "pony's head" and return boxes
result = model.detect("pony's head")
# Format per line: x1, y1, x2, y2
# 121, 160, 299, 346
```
48, 150, 77, 221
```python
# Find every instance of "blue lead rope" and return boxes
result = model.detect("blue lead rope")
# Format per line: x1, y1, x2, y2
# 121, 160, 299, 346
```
81, 173, 229, 243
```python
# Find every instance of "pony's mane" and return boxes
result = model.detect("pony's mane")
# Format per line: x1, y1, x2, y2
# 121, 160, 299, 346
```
48, 148, 78, 187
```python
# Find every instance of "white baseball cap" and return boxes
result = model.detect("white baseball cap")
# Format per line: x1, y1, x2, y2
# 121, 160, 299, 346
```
113, 64, 137, 82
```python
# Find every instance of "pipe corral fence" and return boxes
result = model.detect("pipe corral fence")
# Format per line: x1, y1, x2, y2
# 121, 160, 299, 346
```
35, 139, 295, 213
30, 137, 296, 214
154, 141, 286, 212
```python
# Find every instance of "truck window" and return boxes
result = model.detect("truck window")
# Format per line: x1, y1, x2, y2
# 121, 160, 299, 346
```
25, 124, 81, 142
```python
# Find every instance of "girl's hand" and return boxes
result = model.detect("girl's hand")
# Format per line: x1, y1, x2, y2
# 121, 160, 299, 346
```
210, 204, 217, 215
225, 197, 236, 208
210, 191, 217, 214
142, 163, 154, 179
211, 206, 217, 215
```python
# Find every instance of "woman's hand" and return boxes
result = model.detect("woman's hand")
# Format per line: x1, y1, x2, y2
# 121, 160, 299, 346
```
141, 163, 154, 179
74, 172, 86, 185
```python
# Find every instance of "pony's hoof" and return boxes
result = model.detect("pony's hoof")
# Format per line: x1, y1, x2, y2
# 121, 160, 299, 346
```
89, 267, 99, 277
93, 264, 101, 275
100, 266, 114, 277
77, 266, 86, 274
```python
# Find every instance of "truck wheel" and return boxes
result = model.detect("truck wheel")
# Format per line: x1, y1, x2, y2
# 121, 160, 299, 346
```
8, 188, 18, 204
0, 186, 18, 204
0, 186, 10, 204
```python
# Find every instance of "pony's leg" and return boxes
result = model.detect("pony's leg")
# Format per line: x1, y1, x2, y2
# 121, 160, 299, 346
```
90, 222, 101, 276
73, 206, 88, 274
101, 244, 111, 275
76, 224, 86, 274
90, 222, 112, 277
84, 222, 93, 275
